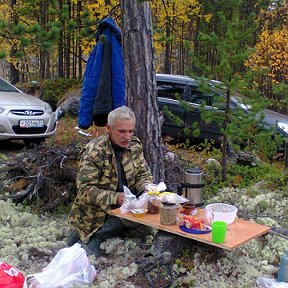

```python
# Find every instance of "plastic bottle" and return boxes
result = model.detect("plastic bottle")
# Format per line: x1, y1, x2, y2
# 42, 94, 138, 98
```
277, 251, 288, 282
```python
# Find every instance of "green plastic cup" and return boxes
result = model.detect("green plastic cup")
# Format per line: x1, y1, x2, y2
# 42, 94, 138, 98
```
212, 221, 227, 244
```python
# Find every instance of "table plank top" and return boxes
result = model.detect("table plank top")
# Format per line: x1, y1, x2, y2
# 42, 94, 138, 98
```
109, 208, 270, 251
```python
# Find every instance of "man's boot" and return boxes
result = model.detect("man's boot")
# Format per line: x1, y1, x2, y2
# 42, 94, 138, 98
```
80, 235, 102, 257
82, 216, 126, 257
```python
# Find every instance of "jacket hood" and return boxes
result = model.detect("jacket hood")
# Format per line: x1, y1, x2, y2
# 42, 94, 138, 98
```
96, 17, 122, 42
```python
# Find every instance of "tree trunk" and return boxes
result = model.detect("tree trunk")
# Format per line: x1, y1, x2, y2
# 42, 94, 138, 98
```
39, 0, 49, 79
58, 0, 64, 78
120, 0, 165, 183
77, 0, 82, 78
221, 87, 231, 181
284, 139, 288, 171
164, 17, 171, 74
9, 0, 19, 84
9, 47, 19, 84
65, 0, 71, 78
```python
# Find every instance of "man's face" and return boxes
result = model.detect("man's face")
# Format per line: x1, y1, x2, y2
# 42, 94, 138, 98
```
107, 118, 135, 148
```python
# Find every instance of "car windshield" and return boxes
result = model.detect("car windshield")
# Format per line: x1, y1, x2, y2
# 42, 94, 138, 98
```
0, 78, 20, 92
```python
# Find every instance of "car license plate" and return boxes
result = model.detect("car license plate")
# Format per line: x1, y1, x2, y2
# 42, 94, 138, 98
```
19, 119, 44, 128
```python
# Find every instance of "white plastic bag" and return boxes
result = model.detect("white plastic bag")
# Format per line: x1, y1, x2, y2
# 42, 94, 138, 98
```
23, 243, 96, 288
145, 182, 167, 193
123, 185, 137, 202
120, 186, 148, 213
159, 192, 189, 204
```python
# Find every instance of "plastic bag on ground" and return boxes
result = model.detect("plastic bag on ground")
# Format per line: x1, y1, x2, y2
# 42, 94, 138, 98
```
120, 186, 148, 213
0, 261, 24, 288
23, 243, 97, 288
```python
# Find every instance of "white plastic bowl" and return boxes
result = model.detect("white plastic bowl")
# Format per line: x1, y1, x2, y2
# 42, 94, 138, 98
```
205, 203, 238, 224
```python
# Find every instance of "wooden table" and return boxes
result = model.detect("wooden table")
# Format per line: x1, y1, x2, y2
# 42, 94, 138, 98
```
109, 208, 270, 251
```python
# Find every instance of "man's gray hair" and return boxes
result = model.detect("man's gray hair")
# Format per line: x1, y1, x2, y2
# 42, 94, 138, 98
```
107, 106, 136, 127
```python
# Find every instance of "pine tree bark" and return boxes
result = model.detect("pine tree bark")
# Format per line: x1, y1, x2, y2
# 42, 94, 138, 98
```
9, 0, 19, 84
39, 0, 50, 79
65, 0, 71, 78
221, 87, 231, 181
164, 18, 171, 74
58, 0, 64, 78
77, 0, 82, 78
120, 0, 165, 182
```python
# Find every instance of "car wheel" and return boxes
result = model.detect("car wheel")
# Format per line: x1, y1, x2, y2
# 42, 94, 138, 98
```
23, 138, 46, 148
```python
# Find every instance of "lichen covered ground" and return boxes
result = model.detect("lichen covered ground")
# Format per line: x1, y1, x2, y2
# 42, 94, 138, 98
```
1, 182, 288, 287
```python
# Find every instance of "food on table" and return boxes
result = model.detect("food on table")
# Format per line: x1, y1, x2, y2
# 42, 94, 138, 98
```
131, 208, 148, 218
147, 191, 160, 214
160, 202, 177, 225
181, 203, 195, 215
177, 213, 206, 230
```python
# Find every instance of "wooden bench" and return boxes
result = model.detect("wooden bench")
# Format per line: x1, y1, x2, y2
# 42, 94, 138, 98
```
109, 208, 270, 251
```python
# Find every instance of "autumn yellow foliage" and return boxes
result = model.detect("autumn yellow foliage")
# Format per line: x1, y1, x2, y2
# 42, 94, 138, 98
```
246, 25, 288, 83
151, 0, 202, 71
81, 0, 118, 56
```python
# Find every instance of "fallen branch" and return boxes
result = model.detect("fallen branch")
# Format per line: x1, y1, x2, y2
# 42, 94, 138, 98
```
269, 228, 288, 240
1, 142, 82, 213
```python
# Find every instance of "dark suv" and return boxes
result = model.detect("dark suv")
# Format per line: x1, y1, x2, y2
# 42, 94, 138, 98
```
156, 73, 288, 145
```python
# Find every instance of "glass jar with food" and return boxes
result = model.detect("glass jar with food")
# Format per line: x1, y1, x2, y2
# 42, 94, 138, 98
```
160, 202, 178, 226
147, 191, 160, 214
181, 203, 196, 215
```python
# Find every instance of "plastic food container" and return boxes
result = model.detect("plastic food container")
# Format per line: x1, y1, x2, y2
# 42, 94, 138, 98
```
205, 203, 237, 224
131, 209, 148, 218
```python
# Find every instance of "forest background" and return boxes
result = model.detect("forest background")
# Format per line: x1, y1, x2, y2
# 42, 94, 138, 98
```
0, 0, 287, 115
0, 0, 288, 184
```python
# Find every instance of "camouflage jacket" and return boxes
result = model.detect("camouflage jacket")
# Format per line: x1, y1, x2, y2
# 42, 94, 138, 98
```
68, 133, 153, 242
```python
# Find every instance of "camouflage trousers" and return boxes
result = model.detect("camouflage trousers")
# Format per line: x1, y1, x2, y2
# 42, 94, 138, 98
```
67, 215, 153, 257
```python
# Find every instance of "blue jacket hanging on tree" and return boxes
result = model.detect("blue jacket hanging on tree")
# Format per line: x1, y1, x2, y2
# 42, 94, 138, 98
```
78, 17, 126, 128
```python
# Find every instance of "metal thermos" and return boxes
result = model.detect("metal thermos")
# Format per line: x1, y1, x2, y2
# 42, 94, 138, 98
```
180, 167, 204, 207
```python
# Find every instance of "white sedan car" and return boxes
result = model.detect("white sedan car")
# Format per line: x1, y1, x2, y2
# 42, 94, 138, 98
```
0, 77, 59, 146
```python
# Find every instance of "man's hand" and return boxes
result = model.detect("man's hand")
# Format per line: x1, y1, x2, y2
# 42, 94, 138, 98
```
117, 192, 125, 205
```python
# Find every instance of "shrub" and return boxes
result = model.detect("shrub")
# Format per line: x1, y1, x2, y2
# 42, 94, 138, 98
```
40, 78, 82, 110
204, 160, 285, 199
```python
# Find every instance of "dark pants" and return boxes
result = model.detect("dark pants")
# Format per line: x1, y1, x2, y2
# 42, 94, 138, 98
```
67, 215, 152, 257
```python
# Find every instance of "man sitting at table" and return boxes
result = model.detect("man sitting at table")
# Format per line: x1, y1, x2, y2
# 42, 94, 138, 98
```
67, 106, 153, 257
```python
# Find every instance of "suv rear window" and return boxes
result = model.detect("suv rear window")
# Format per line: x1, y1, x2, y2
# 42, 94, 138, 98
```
190, 89, 212, 105
190, 88, 226, 108
157, 82, 184, 101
